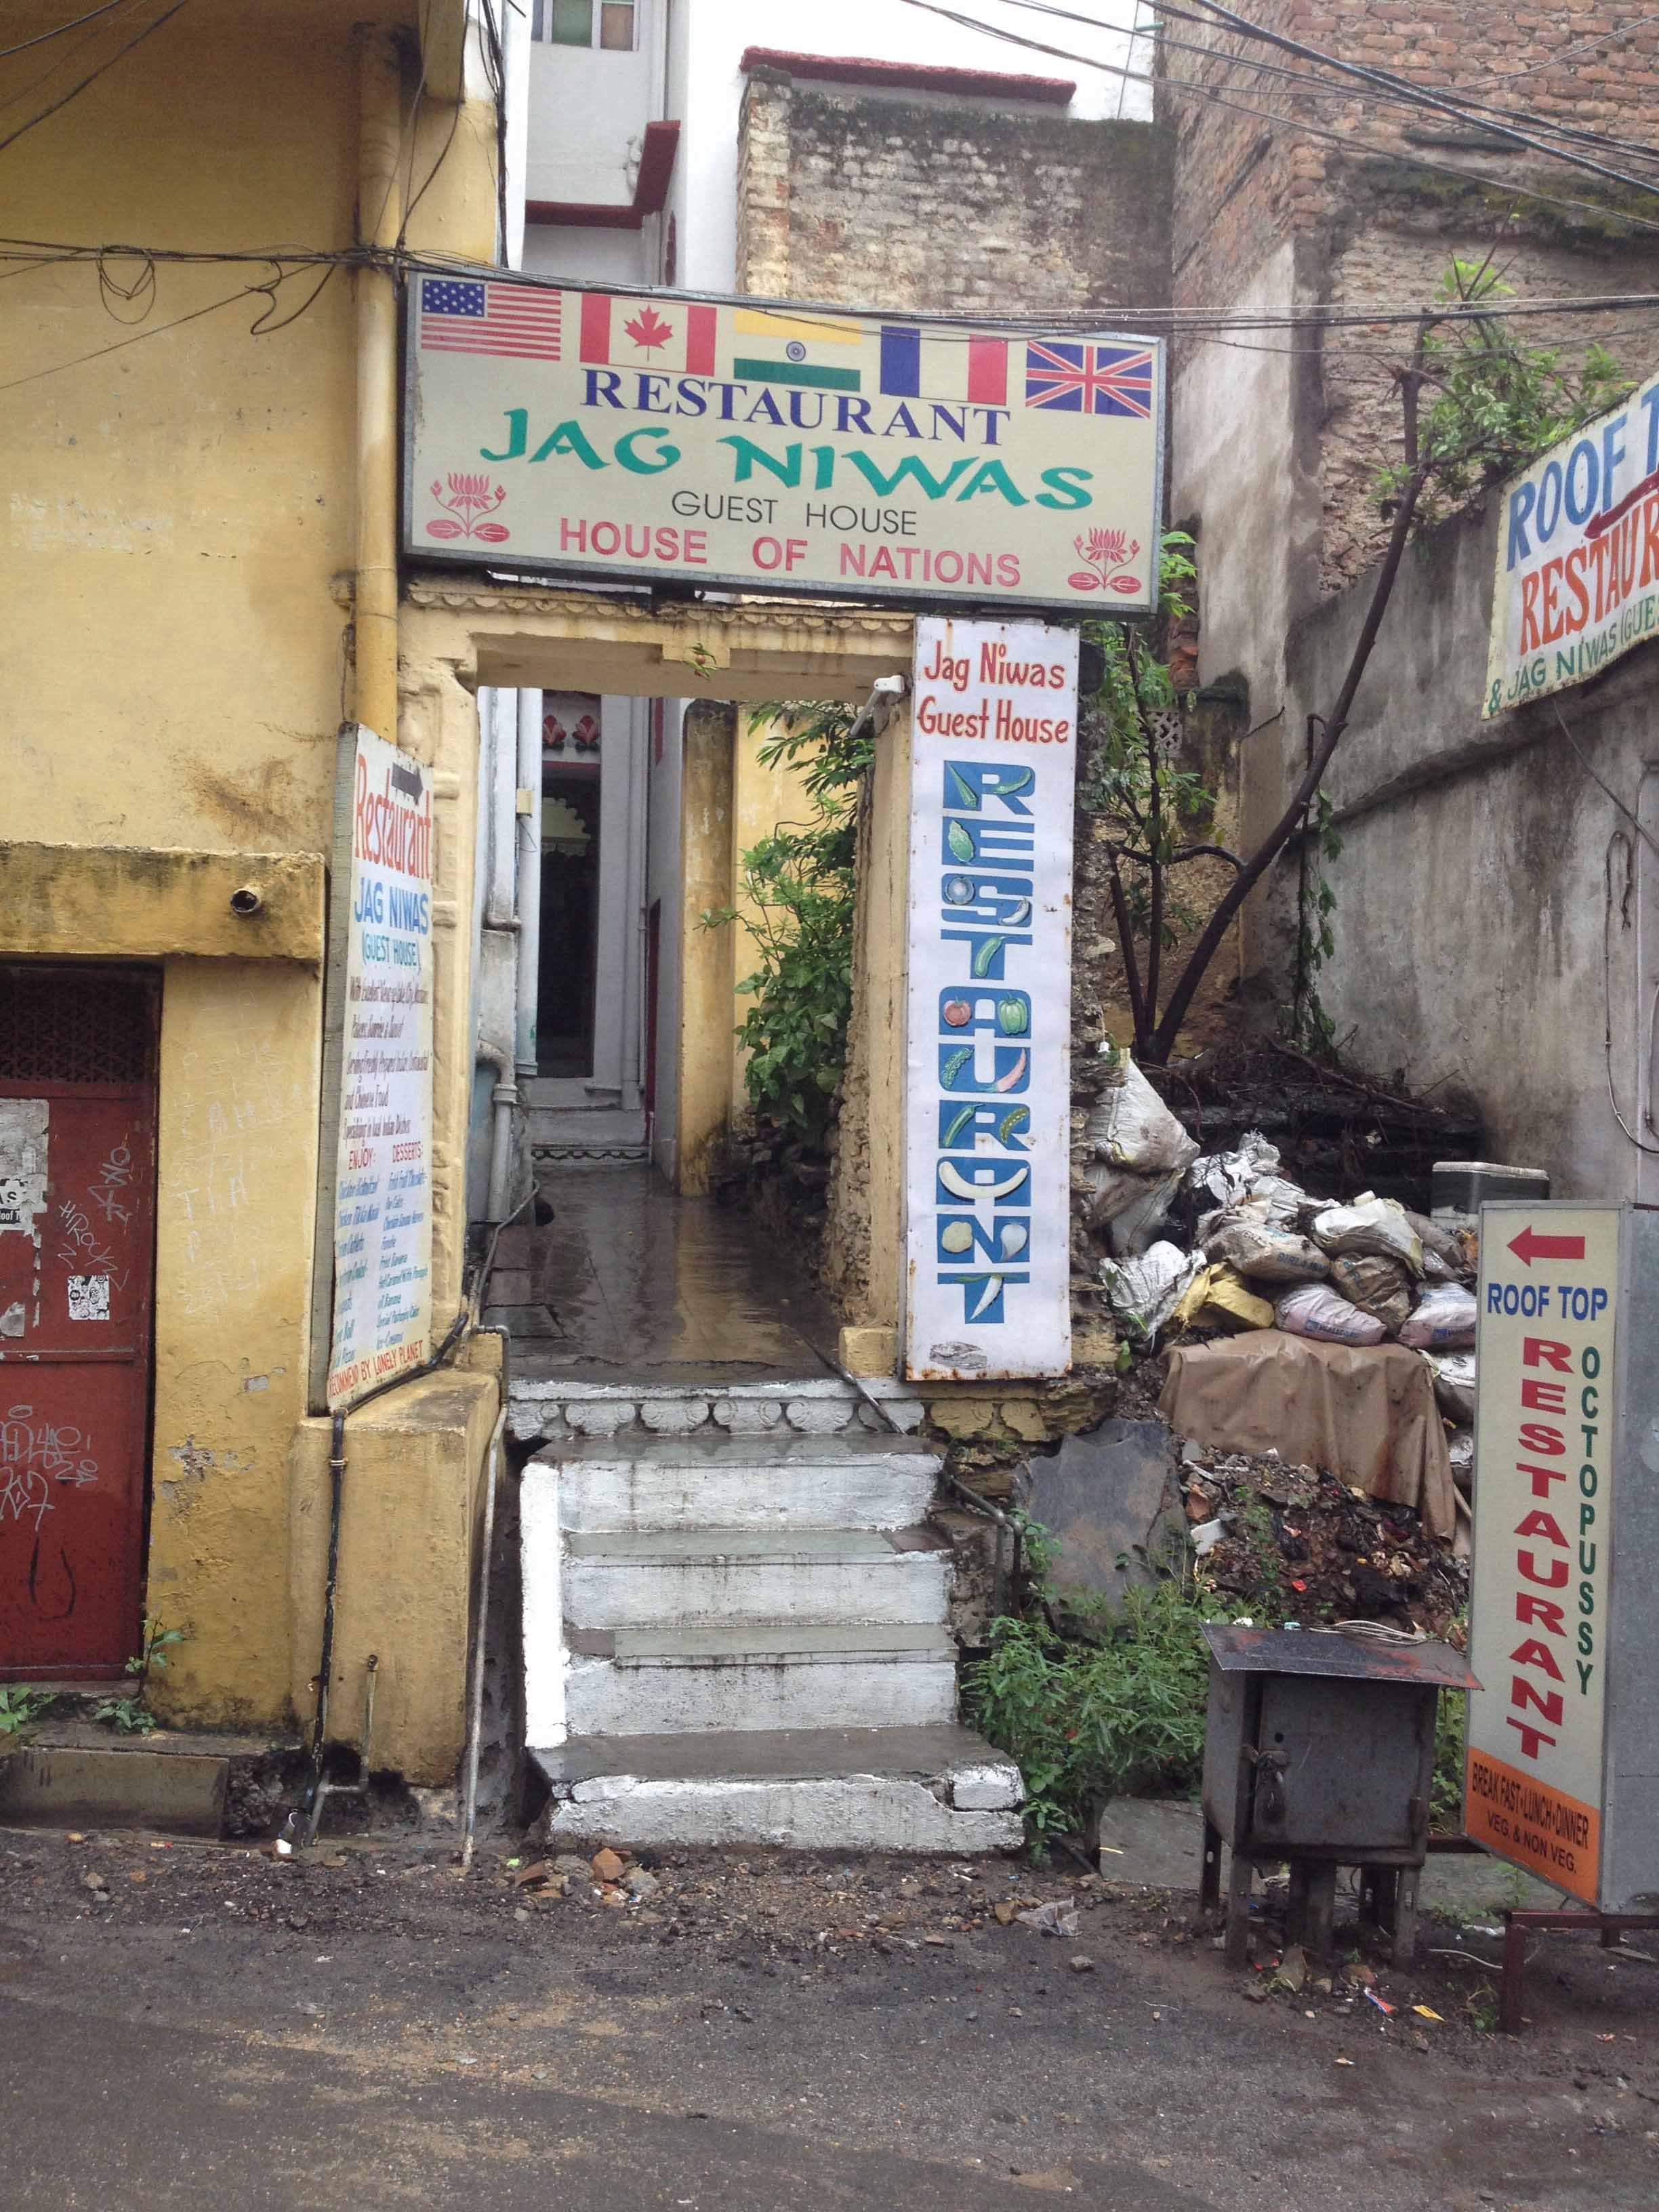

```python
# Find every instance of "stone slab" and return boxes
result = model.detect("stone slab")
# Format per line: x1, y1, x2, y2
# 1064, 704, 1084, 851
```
1025, 1416, 1183, 1611
1094, 1795, 1572, 1916
0, 1744, 228, 1837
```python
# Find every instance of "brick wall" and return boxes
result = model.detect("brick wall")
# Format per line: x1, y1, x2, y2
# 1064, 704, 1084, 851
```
737, 66, 1171, 311
1164, 2, 1659, 598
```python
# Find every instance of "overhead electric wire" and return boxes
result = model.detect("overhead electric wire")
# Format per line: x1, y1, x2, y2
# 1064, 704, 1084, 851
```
1169, 0, 1659, 201
0, 0, 189, 159
1005, 0, 1659, 173
0, 0, 133, 62
897, 0, 1659, 237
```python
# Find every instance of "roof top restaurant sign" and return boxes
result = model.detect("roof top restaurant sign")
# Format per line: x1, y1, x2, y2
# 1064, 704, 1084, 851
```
1486, 363, 1659, 717
405, 278, 1164, 615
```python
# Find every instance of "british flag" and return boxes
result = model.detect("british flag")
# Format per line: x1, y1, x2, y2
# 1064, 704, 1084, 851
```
1023, 342, 1155, 417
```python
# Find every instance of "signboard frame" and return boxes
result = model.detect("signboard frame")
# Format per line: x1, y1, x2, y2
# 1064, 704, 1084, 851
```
1467, 1200, 1659, 1914
902, 615, 1078, 1382
402, 273, 1166, 620
323, 724, 436, 1412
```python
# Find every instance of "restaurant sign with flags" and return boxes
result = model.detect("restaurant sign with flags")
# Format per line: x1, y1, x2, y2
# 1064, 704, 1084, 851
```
404, 278, 1164, 614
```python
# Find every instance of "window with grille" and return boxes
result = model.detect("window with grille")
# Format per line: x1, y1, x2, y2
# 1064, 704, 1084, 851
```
0, 968, 157, 1087
532, 0, 636, 49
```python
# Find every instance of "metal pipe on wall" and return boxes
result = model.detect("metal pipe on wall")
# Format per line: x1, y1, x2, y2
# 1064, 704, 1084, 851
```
353, 27, 404, 741
514, 689, 543, 1078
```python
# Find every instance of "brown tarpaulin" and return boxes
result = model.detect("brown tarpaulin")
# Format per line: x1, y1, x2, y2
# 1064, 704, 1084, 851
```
1158, 1329, 1456, 1541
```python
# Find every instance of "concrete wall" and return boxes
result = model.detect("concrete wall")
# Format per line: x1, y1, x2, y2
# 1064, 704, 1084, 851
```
1283, 497, 1656, 1201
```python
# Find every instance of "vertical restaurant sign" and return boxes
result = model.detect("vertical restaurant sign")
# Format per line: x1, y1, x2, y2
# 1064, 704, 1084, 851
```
904, 617, 1078, 1380
1485, 364, 1659, 717
1467, 1204, 1618, 1906
326, 727, 435, 1410
404, 278, 1164, 616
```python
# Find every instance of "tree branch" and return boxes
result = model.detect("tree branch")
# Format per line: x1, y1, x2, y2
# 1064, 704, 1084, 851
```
1147, 448, 1435, 1063
1105, 848, 1149, 1059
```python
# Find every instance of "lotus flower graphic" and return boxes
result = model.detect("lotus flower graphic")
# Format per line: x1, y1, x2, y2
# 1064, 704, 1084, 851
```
426, 471, 510, 544
1068, 527, 1141, 596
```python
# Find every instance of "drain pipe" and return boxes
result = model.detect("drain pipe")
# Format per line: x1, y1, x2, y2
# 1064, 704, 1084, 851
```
514, 689, 542, 1079
286, 1192, 538, 1849
461, 1338, 509, 1870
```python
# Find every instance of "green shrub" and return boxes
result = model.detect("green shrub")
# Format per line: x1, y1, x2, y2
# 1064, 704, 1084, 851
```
966, 1581, 1225, 1845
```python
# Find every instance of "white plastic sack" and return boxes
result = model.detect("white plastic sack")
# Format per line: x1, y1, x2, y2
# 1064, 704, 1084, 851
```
1100, 1240, 1203, 1344
1274, 1281, 1387, 1347
1088, 1060, 1198, 1176
1399, 1282, 1477, 1349
1205, 1218, 1330, 1284
1186, 1130, 1280, 1215
1427, 1350, 1476, 1424
1309, 1193, 1423, 1277
1082, 1162, 1183, 1256
1247, 1173, 1308, 1229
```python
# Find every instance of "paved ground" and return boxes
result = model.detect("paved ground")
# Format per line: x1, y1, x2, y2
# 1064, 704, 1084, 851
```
3, 1823, 1658, 2211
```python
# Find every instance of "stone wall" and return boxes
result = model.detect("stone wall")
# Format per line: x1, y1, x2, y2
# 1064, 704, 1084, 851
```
1163, 2, 1659, 698
737, 66, 1172, 312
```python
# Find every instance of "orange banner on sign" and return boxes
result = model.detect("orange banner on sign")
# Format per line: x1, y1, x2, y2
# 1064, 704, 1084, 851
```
1465, 1748, 1600, 1905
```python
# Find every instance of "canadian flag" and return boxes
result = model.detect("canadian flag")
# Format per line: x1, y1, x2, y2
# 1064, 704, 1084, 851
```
578, 293, 717, 374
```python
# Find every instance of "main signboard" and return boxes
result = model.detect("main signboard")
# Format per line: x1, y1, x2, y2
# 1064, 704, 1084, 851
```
1466, 1202, 1659, 1914
903, 616, 1078, 1380
1485, 363, 1659, 718
325, 726, 434, 1411
405, 277, 1164, 615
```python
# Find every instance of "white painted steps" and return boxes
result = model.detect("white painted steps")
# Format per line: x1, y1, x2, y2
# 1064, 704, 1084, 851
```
562, 1527, 951, 1627
522, 1431, 1024, 1851
541, 1433, 940, 1530
538, 1727, 1022, 1851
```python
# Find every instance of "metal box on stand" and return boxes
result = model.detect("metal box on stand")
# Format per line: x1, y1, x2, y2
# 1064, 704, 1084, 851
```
1201, 1626, 1479, 1964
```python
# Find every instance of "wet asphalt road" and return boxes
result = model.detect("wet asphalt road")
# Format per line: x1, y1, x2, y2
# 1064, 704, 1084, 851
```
3, 1829, 1658, 2211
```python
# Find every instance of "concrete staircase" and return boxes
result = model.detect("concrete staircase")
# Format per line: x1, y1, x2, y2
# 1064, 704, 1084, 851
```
522, 1433, 1024, 1851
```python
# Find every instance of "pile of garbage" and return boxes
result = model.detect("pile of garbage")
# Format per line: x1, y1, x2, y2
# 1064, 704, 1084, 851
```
1085, 1053, 1477, 1471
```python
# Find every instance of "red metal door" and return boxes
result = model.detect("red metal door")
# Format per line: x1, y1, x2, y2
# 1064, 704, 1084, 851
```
0, 966, 159, 1678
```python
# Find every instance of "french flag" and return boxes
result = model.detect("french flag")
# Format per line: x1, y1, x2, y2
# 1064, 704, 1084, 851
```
880, 325, 1008, 407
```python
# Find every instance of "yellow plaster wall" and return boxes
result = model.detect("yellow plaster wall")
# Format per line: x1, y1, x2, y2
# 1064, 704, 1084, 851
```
146, 960, 321, 1728
288, 1368, 499, 1785
1, 3, 499, 1736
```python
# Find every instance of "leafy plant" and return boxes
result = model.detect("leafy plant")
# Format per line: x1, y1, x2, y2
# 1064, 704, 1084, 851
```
92, 1695, 156, 1736
93, 1616, 186, 1737
1374, 255, 1635, 531
1431, 1685, 1468, 1835
966, 1580, 1226, 1846
703, 703, 871, 1150
0, 1685, 55, 1739
1079, 532, 1208, 1062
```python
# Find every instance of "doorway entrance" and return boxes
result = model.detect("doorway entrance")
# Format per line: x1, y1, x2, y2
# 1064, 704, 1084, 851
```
523, 691, 651, 1167
0, 964, 159, 1677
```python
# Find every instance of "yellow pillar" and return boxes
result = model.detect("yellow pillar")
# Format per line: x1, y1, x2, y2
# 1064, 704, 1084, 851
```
676, 701, 737, 1194
830, 695, 910, 1376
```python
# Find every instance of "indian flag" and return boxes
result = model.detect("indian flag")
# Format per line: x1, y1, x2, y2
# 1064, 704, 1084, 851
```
729, 306, 863, 392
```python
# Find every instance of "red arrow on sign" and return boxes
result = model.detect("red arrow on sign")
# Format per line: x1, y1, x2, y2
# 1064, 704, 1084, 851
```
1508, 1226, 1586, 1267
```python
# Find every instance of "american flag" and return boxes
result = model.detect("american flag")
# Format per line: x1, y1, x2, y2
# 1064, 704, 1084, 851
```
419, 278, 562, 361
1024, 342, 1155, 417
